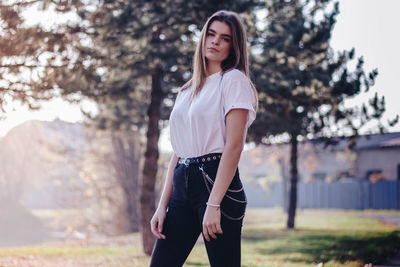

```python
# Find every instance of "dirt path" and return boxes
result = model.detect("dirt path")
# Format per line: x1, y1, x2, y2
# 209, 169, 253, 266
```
361, 213, 400, 228
0, 254, 148, 267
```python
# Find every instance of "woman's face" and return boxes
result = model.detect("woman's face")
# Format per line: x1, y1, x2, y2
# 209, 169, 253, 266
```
204, 20, 232, 66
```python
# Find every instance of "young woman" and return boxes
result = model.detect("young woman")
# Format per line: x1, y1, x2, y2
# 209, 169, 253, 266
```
149, 10, 258, 267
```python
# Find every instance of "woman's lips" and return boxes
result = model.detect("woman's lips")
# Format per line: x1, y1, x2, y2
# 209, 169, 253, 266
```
207, 47, 219, 52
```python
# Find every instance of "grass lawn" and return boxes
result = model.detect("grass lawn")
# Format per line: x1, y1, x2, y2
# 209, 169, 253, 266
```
0, 208, 399, 266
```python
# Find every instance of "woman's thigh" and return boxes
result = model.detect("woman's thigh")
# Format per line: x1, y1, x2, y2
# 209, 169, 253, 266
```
197, 162, 247, 267
204, 218, 243, 267
150, 205, 201, 267
195, 202, 243, 267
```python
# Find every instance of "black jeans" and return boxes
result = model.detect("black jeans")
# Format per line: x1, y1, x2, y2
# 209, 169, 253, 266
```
150, 153, 247, 267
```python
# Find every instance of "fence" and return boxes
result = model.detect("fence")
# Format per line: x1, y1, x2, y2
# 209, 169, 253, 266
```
244, 180, 400, 210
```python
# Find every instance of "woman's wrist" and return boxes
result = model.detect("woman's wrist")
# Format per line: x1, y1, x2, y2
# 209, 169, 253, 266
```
206, 202, 220, 208
157, 200, 168, 211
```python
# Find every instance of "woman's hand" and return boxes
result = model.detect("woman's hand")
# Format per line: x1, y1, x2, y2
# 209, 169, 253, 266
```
150, 207, 167, 239
202, 205, 223, 242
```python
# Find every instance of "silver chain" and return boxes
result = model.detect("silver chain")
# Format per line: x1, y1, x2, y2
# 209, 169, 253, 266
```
199, 165, 246, 221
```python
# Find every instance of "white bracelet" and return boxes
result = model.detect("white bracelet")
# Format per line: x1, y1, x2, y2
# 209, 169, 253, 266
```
206, 202, 220, 208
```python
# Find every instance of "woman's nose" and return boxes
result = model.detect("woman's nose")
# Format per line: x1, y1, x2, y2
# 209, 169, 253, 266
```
211, 37, 220, 45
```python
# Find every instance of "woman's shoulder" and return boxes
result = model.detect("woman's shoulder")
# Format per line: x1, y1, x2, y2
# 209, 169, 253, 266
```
222, 68, 248, 82
178, 80, 192, 93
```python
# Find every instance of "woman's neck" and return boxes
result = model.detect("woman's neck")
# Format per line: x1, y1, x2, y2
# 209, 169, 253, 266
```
206, 63, 222, 77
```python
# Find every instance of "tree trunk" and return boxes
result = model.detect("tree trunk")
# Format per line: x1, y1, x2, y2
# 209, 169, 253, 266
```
140, 68, 163, 255
286, 133, 298, 229
125, 183, 139, 232
126, 136, 140, 232
279, 157, 288, 212
111, 132, 140, 232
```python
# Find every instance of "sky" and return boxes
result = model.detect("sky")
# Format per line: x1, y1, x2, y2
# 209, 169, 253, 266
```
0, 0, 399, 146
329, 0, 400, 133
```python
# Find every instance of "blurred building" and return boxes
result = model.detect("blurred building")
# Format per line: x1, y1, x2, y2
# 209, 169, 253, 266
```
240, 131, 400, 184
240, 132, 400, 208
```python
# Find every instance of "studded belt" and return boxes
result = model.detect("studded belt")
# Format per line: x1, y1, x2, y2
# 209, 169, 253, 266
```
178, 153, 222, 166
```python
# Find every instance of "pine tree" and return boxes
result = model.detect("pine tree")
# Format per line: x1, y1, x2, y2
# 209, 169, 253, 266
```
248, 0, 398, 229
0, 0, 65, 118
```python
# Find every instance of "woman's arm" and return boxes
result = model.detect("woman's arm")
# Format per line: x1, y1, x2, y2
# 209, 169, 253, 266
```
150, 152, 178, 239
202, 108, 248, 241
158, 152, 178, 209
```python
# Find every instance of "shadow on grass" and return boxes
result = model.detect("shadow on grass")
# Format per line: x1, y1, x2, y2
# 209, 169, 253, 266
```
243, 229, 400, 265
185, 262, 206, 266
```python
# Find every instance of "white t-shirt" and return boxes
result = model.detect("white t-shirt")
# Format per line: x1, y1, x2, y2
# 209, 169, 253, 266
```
169, 68, 256, 158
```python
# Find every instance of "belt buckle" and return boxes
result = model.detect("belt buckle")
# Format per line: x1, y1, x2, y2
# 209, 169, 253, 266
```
182, 158, 190, 166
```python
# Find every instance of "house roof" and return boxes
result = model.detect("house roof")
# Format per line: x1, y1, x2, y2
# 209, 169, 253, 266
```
310, 131, 400, 151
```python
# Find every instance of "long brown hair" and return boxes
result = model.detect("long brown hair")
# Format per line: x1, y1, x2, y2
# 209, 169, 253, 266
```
181, 10, 258, 110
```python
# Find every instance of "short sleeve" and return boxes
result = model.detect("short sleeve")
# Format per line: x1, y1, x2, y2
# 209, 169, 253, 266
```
222, 73, 256, 129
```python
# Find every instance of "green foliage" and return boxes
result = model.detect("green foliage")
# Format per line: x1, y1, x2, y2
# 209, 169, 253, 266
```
40, 0, 261, 130
0, 0, 63, 117
248, 0, 398, 144
0, 0, 261, 127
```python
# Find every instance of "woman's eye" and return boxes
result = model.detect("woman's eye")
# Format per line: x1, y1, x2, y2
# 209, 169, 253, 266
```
207, 32, 214, 36
223, 38, 230, 42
